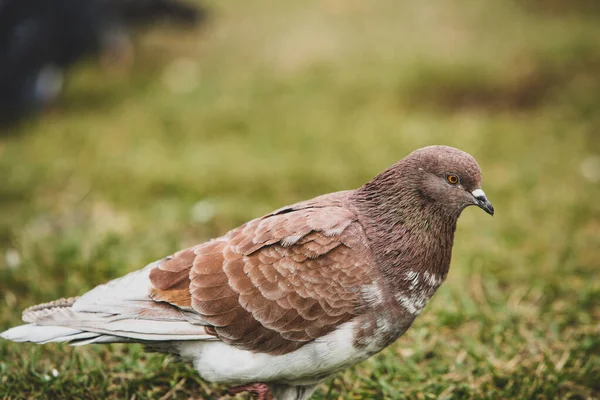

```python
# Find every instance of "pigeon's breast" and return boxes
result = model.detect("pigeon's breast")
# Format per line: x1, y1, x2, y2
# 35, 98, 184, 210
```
392, 269, 444, 316
352, 270, 446, 354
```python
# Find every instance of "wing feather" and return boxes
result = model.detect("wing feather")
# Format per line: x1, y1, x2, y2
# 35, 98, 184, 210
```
149, 194, 376, 355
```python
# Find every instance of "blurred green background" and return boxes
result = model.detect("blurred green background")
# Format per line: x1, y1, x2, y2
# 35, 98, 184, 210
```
1, 0, 599, 398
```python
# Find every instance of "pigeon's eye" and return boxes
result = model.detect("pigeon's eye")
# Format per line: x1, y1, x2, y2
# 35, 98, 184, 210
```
446, 174, 459, 185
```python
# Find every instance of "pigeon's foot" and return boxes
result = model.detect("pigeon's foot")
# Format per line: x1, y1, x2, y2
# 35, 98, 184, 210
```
228, 382, 273, 400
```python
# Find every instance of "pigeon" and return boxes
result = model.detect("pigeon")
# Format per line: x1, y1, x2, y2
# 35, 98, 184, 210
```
1, 145, 494, 400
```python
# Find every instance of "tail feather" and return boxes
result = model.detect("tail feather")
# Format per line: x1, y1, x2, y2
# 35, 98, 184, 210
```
70, 334, 136, 346
0, 324, 142, 345
1, 264, 215, 347
2, 299, 214, 346
1, 324, 95, 344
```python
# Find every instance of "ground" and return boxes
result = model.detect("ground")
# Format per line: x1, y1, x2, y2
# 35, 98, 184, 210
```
0, 0, 599, 399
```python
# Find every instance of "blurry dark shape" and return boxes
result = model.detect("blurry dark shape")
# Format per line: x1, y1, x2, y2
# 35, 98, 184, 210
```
0, 0, 108, 126
0, 0, 205, 127
103, 0, 203, 26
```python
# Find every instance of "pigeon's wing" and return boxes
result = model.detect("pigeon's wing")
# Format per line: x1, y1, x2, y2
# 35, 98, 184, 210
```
150, 196, 376, 355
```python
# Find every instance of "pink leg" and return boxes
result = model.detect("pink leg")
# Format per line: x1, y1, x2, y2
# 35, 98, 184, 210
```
228, 382, 273, 400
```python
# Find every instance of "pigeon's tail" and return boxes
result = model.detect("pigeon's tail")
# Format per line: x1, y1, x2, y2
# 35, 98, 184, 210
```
0, 323, 123, 346
1, 268, 215, 347
1, 298, 130, 345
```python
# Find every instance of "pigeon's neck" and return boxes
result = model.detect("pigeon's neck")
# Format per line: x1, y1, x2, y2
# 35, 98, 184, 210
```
351, 178, 459, 290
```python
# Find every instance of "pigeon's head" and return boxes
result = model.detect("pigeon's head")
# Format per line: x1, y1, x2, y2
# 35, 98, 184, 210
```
405, 145, 494, 216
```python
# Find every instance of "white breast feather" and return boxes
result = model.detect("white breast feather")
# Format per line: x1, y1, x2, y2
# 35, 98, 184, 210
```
176, 321, 372, 386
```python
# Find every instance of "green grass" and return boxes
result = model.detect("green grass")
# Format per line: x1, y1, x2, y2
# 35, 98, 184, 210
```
1, 0, 599, 398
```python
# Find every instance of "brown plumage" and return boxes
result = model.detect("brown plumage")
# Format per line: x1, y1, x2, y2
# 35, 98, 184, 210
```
1, 145, 494, 400
149, 192, 374, 355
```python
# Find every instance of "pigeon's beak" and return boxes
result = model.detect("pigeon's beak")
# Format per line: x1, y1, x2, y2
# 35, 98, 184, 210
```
471, 189, 494, 216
